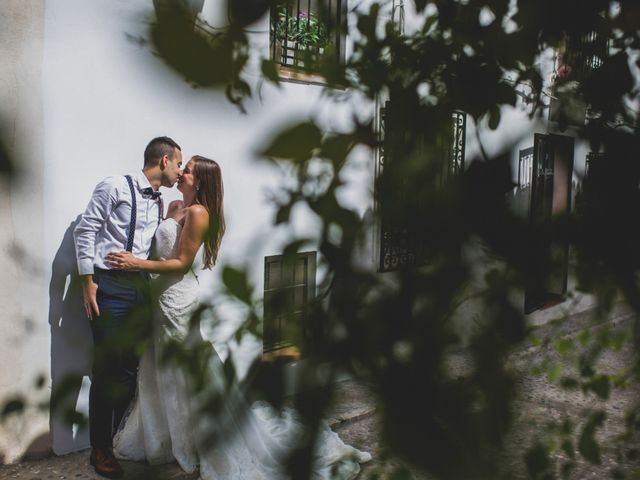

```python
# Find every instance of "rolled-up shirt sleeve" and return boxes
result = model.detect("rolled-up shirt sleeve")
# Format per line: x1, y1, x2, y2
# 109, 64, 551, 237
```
73, 180, 118, 275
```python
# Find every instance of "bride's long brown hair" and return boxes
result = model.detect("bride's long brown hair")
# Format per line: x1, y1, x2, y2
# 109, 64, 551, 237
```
191, 155, 226, 269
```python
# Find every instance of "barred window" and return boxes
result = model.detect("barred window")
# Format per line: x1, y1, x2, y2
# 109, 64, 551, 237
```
518, 147, 534, 189
550, 27, 609, 128
558, 30, 609, 81
263, 251, 316, 357
270, 0, 346, 83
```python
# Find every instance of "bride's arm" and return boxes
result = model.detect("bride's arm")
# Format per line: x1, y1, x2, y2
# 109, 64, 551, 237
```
165, 199, 184, 219
106, 205, 209, 274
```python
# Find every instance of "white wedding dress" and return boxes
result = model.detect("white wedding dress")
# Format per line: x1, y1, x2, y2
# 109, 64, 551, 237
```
113, 218, 371, 479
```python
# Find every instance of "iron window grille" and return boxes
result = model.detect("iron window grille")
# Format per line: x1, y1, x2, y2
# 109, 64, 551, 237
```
562, 30, 609, 80
263, 251, 317, 352
550, 28, 609, 127
270, 0, 346, 75
511, 146, 535, 220
376, 102, 466, 272
518, 147, 534, 190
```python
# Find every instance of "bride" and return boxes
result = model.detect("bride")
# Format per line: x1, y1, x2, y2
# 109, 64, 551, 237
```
105, 155, 371, 479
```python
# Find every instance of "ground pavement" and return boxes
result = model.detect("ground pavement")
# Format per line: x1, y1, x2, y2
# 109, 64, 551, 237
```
0, 379, 378, 480
1, 302, 639, 479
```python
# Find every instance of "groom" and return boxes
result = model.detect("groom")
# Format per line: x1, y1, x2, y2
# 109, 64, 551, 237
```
73, 136, 182, 478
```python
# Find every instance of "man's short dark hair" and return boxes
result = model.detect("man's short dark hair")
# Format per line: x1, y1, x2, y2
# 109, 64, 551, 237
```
144, 136, 181, 167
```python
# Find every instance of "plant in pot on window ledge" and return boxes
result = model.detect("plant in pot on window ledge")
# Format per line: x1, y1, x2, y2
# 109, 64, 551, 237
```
274, 7, 330, 71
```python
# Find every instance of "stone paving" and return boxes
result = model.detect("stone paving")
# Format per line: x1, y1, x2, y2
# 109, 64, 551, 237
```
0, 379, 378, 480
2, 303, 639, 479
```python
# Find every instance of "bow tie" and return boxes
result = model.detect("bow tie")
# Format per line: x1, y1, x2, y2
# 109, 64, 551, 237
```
141, 187, 162, 200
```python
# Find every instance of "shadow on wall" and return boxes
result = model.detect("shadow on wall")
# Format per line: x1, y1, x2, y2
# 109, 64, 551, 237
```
48, 216, 92, 455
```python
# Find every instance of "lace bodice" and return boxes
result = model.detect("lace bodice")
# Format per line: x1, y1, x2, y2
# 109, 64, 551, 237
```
150, 218, 199, 341
152, 218, 182, 261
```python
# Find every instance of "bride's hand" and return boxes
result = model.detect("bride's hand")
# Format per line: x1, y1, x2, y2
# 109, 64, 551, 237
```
106, 251, 139, 270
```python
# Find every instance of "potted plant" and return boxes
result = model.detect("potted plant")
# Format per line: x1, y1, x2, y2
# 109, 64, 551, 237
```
273, 7, 330, 70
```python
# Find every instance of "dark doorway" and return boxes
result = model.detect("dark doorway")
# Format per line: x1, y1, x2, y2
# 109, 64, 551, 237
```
524, 134, 574, 313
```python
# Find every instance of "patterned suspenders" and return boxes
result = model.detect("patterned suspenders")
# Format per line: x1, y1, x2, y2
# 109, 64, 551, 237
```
124, 175, 163, 252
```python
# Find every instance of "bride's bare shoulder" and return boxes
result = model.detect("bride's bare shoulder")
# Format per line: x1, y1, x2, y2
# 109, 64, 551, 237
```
183, 204, 209, 230
186, 203, 209, 220
166, 200, 184, 219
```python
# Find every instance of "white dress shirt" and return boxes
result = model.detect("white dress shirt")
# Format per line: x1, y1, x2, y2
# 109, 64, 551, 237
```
74, 171, 163, 275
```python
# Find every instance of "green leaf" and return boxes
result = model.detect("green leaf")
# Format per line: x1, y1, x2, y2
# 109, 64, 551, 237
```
0, 137, 13, 176
261, 59, 281, 86
63, 409, 88, 428
421, 14, 438, 34
1, 397, 25, 420
578, 432, 601, 464
488, 105, 501, 130
496, 81, 517, 106
554, 338, 573, 356
228, 0, 271, 27
414, 0, 430, 13
261, 122, 322, 162
560, 376, 579, 389
579, 361, 595, 378
611, 371, 628, 388
150, 7, 235, 88
50, 374, 83, 412
607, 333, 627, 351
390, 466, 412, 480
561, 439, 575, 459
320, 134, 355, 167
357, 3, 380, 41
276, 202, 293, 224
578, 411, 605, 464
561, 418, 573, 435
225, 79, 252, 111
578, 328, 590, 346
585, 375, 610, 400
560, 461, 575, 479
222, 266, 253, 304
525, 442, 553, 479
35, 374, 46, 389
223, 356, 237, 386
546, 364, 562, 383
282, 238, 312, 258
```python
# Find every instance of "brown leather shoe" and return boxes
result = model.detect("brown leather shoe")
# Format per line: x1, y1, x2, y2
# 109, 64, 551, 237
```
90, 447, 124, 479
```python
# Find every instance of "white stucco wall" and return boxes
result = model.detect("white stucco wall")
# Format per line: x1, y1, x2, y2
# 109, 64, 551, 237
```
0, 0, 50, 464
0, 0, 373, 459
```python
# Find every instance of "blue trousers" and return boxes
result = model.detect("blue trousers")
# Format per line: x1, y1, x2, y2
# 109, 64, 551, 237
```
89, 269, 150, 449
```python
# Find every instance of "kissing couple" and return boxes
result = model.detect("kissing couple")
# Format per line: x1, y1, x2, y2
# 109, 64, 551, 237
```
73, 136, 371, 479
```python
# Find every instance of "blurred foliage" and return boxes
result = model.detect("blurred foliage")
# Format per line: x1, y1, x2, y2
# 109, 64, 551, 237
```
0, 138, 12, 177
4, 0, 640, 478
101, 0, 640, 477
1, 397, 25, 421
220, 0, 639, 477
0, 116, 14, 177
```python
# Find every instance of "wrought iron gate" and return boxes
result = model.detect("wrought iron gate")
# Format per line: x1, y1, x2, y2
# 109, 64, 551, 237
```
377, 103, 466, 272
